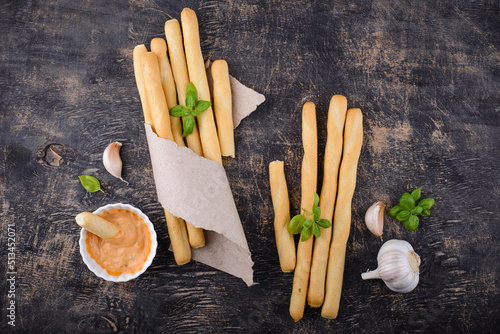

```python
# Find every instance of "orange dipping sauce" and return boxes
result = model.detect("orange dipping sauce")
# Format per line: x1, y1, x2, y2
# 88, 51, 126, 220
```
86, 209, 152, 277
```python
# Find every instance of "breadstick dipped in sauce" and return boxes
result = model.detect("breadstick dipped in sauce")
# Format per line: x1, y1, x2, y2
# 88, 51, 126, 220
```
307, 95, 348, 307
164, 18, 205, 248
137, 51, 192, 265
322, 108, 363, 319
181, 8, 222, 164
290, 102, 318, 321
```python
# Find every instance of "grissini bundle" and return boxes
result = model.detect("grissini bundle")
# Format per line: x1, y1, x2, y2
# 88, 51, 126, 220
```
164, 19, 206, 248
211, 59, 235, 157
321, 108, 363, 319
150, 37, 184, 147
139, 51, 192, 265
290, 102, 317, 321
307, 95, 348, 307
133, 45, 153, 126
269, 160, 296, 272
181, 8, 222, 164
164, 19, 203, 156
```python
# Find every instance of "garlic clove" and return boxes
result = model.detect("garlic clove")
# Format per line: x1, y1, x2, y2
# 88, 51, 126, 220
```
103, 142, 128, 184
365, 201, 385, 238
361, 239, 420, 293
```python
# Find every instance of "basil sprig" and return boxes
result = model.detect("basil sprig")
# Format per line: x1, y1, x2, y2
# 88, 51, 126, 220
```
78, 175, 104, 193
387, 188, 435, 231
288, 193, 332, 241
169, 82, 211, 137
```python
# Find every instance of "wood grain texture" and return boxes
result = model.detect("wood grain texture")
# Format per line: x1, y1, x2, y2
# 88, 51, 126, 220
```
1, 0, 499, 333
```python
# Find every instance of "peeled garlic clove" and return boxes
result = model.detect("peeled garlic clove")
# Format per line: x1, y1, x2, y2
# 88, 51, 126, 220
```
361, 239, 420, 293
103, 142, 128, 184
365, 201, 385, 237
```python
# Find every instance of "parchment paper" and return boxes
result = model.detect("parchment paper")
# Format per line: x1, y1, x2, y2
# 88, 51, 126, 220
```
145, 73, 265, 286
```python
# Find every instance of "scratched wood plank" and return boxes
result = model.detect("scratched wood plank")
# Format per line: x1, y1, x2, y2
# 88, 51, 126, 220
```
0, 0, 499, 333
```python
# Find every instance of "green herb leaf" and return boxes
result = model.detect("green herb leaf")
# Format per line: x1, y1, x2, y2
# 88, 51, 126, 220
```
387, 205, 404, 218
396, 209, 411, 221
301, 226, 313, 241
78, 175, 104, 193
185, 82, 197, 109
411, 188, 421, 201
410, 206, 423, 215
288, 215, 305, 234
317, 219, 332, 228
399, 192, 415, 210
182, 115, 196, 137
194, 100, 211, 112
420, 209, 431, 217
405, 215, 419, 231
314, 206, 321, 222
313, 193, 320, 211
169, 105, 186, 117
303, 219, 313, 229
418, 198, 435, 210
191, 110, 200, 117
312, 223, 321, 238
182, 108, 191, 116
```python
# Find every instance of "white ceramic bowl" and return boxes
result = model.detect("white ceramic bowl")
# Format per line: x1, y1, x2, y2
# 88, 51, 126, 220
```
79, 203, 157, 282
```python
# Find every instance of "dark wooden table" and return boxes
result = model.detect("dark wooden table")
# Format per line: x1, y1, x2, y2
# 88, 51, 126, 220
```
1, 1, 499, 333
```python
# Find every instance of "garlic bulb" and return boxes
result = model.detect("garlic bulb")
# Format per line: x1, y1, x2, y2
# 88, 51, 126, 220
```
103, 142, 128, 184
361, 239, 420, 293
365, 201, 385, 237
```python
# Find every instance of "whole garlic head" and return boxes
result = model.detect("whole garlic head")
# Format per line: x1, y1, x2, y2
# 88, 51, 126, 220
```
361, 239, 420, 293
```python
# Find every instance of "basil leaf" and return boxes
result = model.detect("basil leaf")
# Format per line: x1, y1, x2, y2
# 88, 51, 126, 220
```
396, 209, 411, 221
194, 100, 211, 112
405, 215, 419, 231
312, 223, 321, 238
418, 198, 435, 210
410, 206, 423, 215
303, 219, 313, 229
288, 215, 305, 234
317, 219, 331, 228
313, 193, 320, 211
185, 82, 197, 109
420, 209, 431, 217
411, 188, 421, 201
399, 192, 415, 210
314, 206, 321, 222
301, 225, 313, 242
191, 110, 200, 117
182, 108, 191, 116
78, 175, 103, 193
169, 105, 185, 117
387, 205, 403, 218
182, 115, 196, 137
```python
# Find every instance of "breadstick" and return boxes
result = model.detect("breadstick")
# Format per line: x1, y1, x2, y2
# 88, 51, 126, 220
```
133, 45, 153, 126
290, 102, 317, 321
212, 60, 234, 157
164, 210, 191, 265
139, 51, 192, 263
141, 52, 173, 141
307, 95, 348, 307
150, 37, 184, 147
181, 8, 222, 164
321, 108, 363, 319
164, 19, 205, 248
164, 19, 203, 156
76, 212, 119, 239
269, 160, 296, 272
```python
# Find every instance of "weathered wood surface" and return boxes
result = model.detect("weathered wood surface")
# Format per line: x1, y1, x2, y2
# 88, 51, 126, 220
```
1, 0, 499, 333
